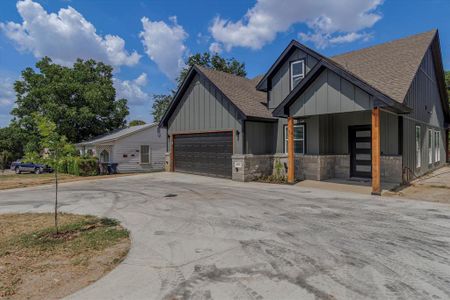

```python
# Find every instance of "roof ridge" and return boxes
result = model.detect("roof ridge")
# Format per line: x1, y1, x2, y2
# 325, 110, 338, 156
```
78, 122, 157, 145
331, 29, 437, 59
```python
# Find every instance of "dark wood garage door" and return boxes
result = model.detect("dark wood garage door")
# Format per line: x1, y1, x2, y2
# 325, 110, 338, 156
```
173, 131, 233, 178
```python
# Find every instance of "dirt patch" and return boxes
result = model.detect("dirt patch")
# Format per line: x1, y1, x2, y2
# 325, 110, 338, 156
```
385, 166, 450, 204
0, 173, 138, 191
0, 213, 130, 299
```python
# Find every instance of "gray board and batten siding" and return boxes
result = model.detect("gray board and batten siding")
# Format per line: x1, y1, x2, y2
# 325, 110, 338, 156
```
167, 74, 244, 154
402, 46, 447, 178
268, 48, 319, 109
289, 68, 374, 117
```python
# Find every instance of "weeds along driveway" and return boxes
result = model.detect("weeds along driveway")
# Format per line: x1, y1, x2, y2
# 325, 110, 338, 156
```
0, 172, 450, 300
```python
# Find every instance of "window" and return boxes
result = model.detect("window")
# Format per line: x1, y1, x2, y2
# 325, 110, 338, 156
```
290, 60, 305, 90
428, 129, 433, 164
435, 130, 440, 162
140, 145, 150, 164
100, 150, 110, 163
284, 124, 305, 154
415, 126, 421, 168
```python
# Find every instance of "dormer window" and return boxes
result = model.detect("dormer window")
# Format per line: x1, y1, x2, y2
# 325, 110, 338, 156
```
290, 60, 305, 90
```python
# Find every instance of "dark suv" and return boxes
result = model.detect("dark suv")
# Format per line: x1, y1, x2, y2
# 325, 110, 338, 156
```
10, 160, 53, 174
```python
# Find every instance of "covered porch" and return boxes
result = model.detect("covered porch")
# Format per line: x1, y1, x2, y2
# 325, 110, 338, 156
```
287, 109, 402, 194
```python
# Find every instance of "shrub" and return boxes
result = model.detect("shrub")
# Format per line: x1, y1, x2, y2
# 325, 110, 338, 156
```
58, 156, 98, 176
57, 157, 69, 173
257, 175, 288, 184
77, 158, 98, 176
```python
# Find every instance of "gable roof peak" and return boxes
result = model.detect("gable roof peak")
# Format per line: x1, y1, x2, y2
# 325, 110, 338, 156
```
332, 29, 438, 104
333, 29, 437, 60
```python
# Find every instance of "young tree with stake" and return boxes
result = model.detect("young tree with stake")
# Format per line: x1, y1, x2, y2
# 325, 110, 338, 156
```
33, 114, 75, 234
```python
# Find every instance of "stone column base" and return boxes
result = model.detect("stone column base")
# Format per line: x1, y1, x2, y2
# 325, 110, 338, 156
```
230, 153, 402, 183
164, 152, 171, 172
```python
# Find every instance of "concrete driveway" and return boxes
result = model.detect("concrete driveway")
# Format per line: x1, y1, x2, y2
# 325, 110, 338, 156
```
1, 173, 450, 300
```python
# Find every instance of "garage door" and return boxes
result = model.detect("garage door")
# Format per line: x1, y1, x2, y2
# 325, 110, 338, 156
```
173, 131, 233, 178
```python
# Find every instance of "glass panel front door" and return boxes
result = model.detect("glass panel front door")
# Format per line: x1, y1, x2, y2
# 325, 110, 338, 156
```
349, 125, 372, 178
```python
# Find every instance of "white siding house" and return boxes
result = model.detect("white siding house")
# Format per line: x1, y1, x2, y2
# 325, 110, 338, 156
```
76, 123, 166, 173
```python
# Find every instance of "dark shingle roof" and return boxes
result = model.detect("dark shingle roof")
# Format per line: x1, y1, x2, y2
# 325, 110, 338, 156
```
332, 30, 437, 103
196, 66, 273, 119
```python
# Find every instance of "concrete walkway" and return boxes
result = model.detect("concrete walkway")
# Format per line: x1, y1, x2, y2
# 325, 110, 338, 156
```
1, 173, 450, 299
296, 178, 399, 195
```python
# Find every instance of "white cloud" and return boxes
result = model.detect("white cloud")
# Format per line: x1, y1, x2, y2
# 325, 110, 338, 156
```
114, 73, 149, 105
209, 0, 383, 50
0, 78, 15, 107
0, 0, 140, 66
209, 42, 222, 54
299, 32, 372, 49
140, 16, 188, 80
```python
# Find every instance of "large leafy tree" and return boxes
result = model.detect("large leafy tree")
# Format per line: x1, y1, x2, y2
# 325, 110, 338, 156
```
152, 53, 247, 123
129, 120, 146, 127
0, 124, 25, 161
151, 94, 172, 123
177, 52, 246, 86
12, 57, 129, 144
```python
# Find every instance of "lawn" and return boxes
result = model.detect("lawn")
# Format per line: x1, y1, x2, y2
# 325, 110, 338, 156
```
0, 172, 134, 190
0, 213, 130, 299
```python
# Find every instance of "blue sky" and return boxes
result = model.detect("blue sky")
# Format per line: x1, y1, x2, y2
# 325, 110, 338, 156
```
0, 0, 449, 127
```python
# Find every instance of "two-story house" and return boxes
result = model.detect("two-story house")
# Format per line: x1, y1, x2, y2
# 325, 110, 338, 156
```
159, 30, 449, 194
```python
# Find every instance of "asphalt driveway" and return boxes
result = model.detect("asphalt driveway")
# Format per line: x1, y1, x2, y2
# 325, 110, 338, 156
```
1, 173, 450, 300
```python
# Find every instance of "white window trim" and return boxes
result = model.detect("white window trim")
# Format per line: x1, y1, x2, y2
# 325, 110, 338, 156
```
428, 129, 433, 165
284, 124, 305, 154
415, 125, 421, 168
290, 60, 305, 90
100, 149, 110, 163
140, 145, 150, 164
435, 130, 440, 162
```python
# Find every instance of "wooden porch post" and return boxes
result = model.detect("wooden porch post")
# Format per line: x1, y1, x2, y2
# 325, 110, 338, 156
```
371, 107, 381, 195
288, 117, 295, 183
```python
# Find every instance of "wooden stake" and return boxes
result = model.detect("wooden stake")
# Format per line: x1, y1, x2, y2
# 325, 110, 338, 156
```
287, 117, 295, 183
372, 107, 381, 195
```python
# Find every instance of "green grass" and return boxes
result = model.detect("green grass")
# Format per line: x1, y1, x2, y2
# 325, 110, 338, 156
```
0, 216, 129, 257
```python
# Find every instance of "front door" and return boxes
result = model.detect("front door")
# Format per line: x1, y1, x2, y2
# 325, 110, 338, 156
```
349, 125, 372, 178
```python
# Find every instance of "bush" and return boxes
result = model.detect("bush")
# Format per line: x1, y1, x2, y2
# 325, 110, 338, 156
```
58, 157, 98, 176
57, 157, 69, 173
77, 158, 98, 176
257, 175, 288, 184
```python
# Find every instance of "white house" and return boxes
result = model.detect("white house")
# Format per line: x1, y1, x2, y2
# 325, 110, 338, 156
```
76, 123, 166, 173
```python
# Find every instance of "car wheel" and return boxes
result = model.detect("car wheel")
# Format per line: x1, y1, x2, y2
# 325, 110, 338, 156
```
15, 167, 21, 174
34, 168, 42, 175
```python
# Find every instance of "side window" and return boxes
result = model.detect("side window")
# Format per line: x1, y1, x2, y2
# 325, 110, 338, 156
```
435, 130, 440, 162
284, 124, 305, 154
290, 60, 305, 90
428, 129, 433, 165
415, 126, 421, 168
100, 150, 110, 163
140, 145, 150, 164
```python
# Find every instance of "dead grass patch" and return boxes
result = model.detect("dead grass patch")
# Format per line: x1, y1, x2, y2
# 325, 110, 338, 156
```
0, 173, 137, 190
0, 213, 130, 299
